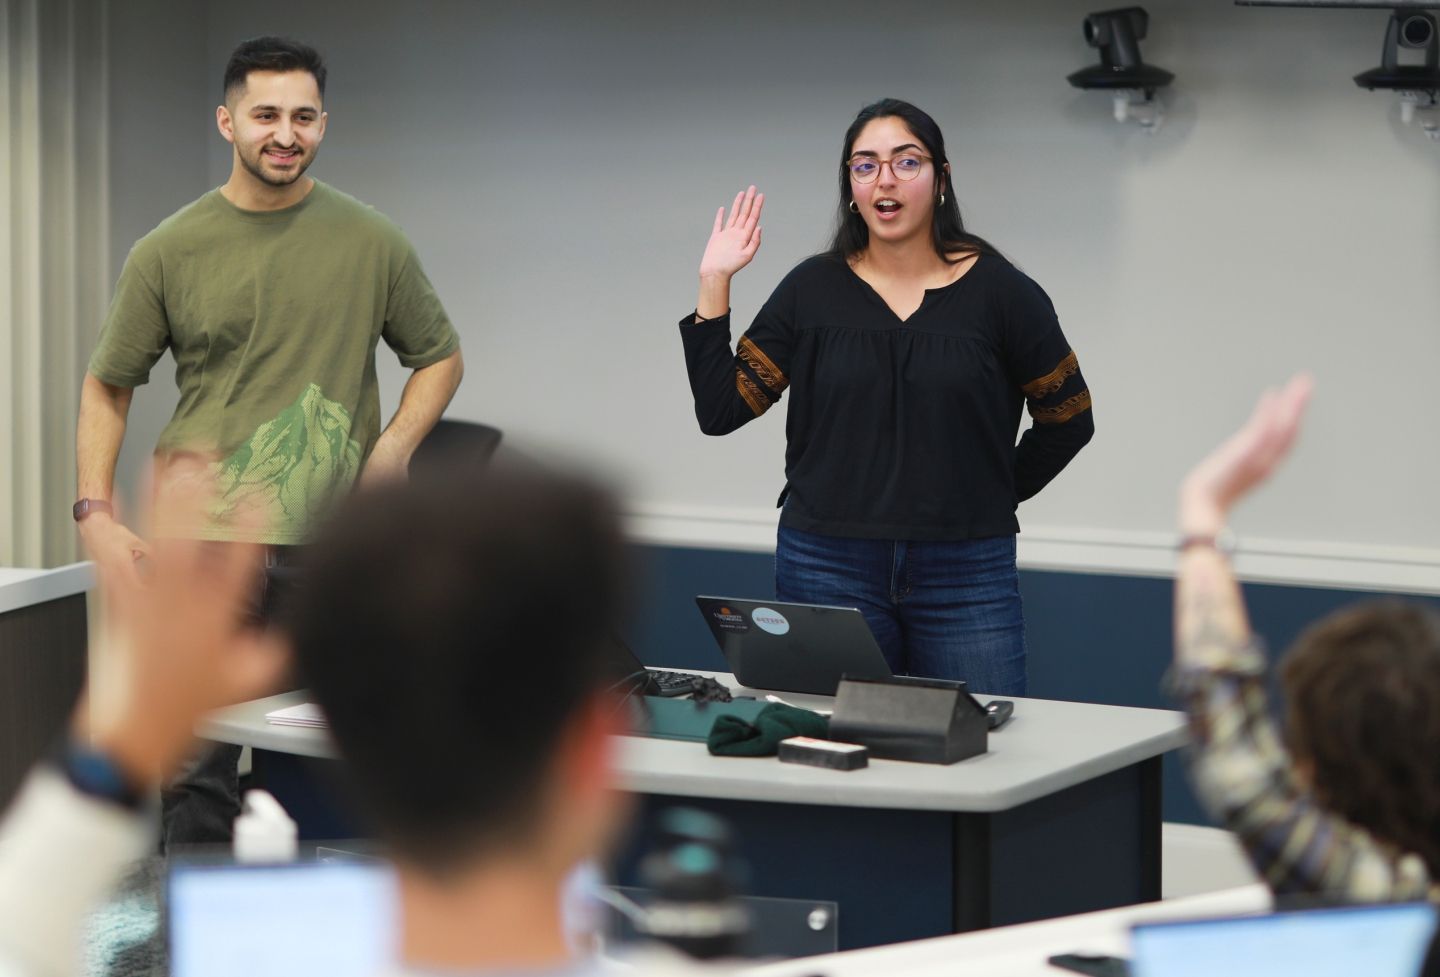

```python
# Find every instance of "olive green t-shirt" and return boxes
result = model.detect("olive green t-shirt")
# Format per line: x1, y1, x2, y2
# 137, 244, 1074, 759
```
89, 180, 460, 544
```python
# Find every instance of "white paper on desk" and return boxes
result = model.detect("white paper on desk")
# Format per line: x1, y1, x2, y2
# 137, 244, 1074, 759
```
264, 702, 328, 728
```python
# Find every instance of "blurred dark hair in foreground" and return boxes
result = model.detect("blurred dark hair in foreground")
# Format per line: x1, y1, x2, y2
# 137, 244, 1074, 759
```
1281, 600, 1440, 877
287, 458, 628, 872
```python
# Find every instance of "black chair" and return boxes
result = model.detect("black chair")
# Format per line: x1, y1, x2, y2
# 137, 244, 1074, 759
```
408, 418, 503, 483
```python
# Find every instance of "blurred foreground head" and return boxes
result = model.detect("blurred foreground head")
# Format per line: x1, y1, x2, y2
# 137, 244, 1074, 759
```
289, 461, 630, 876
1282, 601, 1440, 875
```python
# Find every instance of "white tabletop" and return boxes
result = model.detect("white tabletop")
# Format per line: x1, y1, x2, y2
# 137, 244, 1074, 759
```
740, 883, 1273, 977
0, 562, 94, 615
201, 674, 1186, 814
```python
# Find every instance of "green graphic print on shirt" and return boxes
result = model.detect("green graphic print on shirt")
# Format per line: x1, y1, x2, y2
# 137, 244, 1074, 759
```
211, 384, 363, 532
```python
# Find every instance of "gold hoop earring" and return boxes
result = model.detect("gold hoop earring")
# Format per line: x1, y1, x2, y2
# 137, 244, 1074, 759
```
848, 200, 859, 214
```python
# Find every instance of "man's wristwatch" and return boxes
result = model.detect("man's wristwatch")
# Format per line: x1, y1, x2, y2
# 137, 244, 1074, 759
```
55, 740, 146, 811
72, 498, 114, 522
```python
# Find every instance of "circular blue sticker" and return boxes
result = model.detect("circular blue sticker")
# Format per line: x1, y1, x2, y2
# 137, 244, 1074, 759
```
751, 607, 790, 635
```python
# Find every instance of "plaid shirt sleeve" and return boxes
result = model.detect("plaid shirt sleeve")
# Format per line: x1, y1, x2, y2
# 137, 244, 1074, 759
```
1169, 641, 1438, 901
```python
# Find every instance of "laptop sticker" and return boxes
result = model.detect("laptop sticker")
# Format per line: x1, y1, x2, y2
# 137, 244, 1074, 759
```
752, 607, 790, 635
712, 605, 751, 633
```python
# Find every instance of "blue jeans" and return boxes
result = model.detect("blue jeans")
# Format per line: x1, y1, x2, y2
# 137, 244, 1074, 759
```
775, 526, 1027, 695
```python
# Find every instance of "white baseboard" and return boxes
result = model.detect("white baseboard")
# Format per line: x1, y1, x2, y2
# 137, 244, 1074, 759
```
623, 505, 1440, 596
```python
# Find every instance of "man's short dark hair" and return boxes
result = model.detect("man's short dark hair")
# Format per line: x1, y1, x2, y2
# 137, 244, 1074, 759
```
223, 36, 327, 103
288, 463, 628, 873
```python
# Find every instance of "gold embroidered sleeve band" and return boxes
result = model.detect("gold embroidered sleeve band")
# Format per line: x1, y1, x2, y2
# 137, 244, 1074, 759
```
1028, 390, 1093, 424
1022, 350, 1091, 425
1021, 349, 1079, 399
738, 337, 789, 395
735, 370, 770, 417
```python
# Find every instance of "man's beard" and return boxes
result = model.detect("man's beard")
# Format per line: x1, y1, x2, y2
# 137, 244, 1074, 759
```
238, 144, 315, 188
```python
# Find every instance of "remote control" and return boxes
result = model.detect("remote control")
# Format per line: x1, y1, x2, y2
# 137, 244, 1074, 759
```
985, 700, 1014, 730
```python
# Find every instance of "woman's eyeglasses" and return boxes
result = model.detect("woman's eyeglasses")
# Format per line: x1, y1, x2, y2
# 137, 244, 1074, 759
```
845, 153, 932, 183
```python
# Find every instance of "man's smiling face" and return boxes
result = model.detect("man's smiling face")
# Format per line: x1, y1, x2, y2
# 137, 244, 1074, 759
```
221, 69, 326, 189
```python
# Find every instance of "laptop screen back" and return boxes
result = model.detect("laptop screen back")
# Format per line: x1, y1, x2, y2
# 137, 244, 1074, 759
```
1130, 902, 1437, 977
694, 596, 892, 695
169, 861, 397, 977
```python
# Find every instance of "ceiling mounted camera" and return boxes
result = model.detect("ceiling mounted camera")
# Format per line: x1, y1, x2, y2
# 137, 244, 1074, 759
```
1067, 6, 1176, 132
1237, 2, 1440, 141
1355, 8, 1440, 137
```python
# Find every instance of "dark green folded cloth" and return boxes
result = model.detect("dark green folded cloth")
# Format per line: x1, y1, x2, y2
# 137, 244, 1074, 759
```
707, 703, 830, 756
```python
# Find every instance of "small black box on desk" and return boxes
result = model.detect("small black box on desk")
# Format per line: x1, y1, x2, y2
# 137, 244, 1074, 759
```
829, 675, 988, 764
778, 736, 869, 770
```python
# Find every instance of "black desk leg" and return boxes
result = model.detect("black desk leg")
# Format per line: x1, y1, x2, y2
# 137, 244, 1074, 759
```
952, 814, 992, 932
1139, 755, 1163, 902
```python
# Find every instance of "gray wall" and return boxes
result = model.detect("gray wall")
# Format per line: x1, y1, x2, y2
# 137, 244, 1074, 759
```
105, 1, 1440, 559
104, 0, 210, 512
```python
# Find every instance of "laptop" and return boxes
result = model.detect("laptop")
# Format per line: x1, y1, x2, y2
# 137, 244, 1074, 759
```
168, 857, 397, 977
694, 596, 893, 695
1128, 901, 1437, 977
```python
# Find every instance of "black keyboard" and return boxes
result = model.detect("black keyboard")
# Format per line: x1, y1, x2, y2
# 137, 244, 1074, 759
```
648, 669, 702, 697
647, 669, 733, 703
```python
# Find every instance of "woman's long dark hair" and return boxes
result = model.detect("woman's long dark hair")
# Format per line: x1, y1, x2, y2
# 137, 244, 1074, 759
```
825, 98, 999, 265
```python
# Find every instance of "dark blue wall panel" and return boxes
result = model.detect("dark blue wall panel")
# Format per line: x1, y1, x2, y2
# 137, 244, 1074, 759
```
623, 543, 1440, 826
623, 545, 776, 673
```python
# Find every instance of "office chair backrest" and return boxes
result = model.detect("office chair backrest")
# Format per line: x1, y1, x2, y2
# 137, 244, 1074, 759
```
408, 418, 503, 483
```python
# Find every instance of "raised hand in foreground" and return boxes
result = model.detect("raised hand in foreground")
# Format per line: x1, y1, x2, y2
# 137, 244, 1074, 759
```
81, 460, 289, 789
1179, 374, 1313, 539
1175, 374, 1312, 667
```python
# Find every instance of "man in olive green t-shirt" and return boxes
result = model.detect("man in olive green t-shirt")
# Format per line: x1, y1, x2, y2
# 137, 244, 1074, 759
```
75, 37, 464, 845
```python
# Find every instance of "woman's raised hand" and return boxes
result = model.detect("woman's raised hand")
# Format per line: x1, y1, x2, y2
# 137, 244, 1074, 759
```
699, 186, 764, 281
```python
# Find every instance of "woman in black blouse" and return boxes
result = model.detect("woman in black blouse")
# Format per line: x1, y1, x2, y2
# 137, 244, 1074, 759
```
679, 99, 1093, 694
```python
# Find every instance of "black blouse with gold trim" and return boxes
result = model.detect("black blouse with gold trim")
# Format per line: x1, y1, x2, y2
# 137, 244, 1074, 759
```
679, 253, 1093, 541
